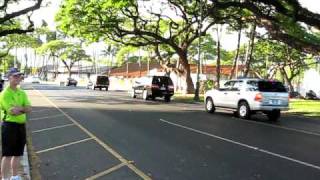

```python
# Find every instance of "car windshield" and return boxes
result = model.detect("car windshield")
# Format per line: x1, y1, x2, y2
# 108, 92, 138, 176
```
247, 80, 287, 92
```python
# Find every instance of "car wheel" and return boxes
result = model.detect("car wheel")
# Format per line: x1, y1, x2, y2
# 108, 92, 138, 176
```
164, 95, 171, 102
205, 97, 215, 113
131, 90, 136, 98
237, 101, 251, 119
142, 90, 149, 100
266, 110, 281, 121
106, 87, 108, 91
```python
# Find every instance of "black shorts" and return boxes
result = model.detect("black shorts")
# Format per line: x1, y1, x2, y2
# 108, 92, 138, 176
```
1, 122, 26, 156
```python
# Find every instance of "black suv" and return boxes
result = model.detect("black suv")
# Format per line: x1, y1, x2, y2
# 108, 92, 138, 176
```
66, 78, 78, 86
131, 76, 174, 102
87, 75, 109, 91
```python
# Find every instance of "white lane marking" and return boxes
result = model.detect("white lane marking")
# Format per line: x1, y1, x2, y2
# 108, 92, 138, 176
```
86, 161, 133, 180
231, 116, 320, 137
36, 138, 94, 154
29, 114, 64, 121
33, 89, 152, 180
32, 123, 75, 133
160, 118, 320, 171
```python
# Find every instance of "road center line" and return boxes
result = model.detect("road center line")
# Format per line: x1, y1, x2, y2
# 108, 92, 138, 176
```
32, 123, 75, 133
29, 114, 64, 121
33, 89, 152, 180
36, 138, 93, 154
160, 118, 320, 171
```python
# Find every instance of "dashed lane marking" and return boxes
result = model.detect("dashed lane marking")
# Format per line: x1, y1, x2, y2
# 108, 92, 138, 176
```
36, 138, 94, 154
160, 118, 320, 171
33, 89, 152, 180
29, 114, 64, 121
32, 123, 75, 133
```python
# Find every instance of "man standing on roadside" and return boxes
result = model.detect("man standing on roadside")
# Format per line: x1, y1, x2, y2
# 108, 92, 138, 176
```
0, 68, 31, 180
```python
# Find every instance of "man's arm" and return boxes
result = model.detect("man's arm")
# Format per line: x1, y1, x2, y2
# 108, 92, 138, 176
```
10, 106, 31, 115
21, 106, 32, 113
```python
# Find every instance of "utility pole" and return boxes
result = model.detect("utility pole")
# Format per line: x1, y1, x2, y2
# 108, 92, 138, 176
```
194, 0, 204, 101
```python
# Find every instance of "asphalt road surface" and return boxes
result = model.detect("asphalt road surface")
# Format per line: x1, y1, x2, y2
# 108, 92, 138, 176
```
23, 83, 320, 180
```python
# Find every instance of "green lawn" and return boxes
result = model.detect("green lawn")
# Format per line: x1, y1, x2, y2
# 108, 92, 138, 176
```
172, 94, 204, 103
289, 99, 320, 118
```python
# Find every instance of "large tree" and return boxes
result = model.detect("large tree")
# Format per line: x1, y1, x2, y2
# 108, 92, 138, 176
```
55, 0, 218, 93
60, 44, 91, 77
252, 39, 314, 92
208, 0, 320, 54
0, 0, 43, 37
37, 40, 90, 77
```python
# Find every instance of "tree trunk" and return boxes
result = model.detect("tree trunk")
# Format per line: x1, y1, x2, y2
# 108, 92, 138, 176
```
229, 23, 242, 80
215, 25, 222, 88
280, 67, 294, 92
243, 22, 257, 77
178, 50, 194, 94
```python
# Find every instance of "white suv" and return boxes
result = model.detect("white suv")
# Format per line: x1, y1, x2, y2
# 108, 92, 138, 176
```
204, 79, 289, 121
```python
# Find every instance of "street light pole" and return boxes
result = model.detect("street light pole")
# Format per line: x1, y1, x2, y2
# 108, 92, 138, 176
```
194, 0, 203, 101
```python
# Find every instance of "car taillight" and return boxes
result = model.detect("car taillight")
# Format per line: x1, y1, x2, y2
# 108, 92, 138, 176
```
151, 84, 159, 89
168, 85, 174, 90
254, 93, 263, 102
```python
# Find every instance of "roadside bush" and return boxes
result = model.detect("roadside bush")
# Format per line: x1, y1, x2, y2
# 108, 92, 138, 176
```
200, 80, 214, 94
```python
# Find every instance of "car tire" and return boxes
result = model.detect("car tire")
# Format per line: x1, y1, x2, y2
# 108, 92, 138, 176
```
237, 101, 251, 119
266, 110, 281, 121
143, 90, 149, 100
106, 87, 108, 91
164, 95, 171, 102
205, 97, 215, 113
131, 90, 136, 98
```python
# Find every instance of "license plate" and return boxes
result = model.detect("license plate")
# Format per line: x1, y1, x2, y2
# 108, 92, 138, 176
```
160, 87, 166, 90
269, 99, 281, 105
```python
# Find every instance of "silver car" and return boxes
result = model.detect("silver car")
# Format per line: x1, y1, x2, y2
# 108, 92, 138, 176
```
204, 78, 289, 121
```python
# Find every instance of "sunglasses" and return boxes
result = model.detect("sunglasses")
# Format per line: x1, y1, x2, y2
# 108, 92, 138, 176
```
12, 74, 23, 78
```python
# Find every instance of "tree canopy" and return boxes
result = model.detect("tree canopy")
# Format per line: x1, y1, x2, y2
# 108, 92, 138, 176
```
0, 0, 43, 37
208, 0, 320, 54
55, 0, 320, 93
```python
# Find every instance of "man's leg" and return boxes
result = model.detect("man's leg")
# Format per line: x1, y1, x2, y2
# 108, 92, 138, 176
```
1, 156, 12, 179
10, 156, 20, 177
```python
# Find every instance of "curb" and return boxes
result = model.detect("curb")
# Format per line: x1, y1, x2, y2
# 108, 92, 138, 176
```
21, 146, 31, 180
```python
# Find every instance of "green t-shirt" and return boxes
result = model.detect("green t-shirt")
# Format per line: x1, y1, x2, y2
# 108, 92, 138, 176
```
0, 86, 31, 124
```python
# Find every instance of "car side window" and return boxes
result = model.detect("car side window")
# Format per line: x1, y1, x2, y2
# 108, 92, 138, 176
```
231, 81, 243, 91
222, 81, 235, 91
246, 81, 259, 91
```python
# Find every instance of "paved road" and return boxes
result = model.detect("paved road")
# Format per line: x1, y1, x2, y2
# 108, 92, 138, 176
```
24, 83, 320, 180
